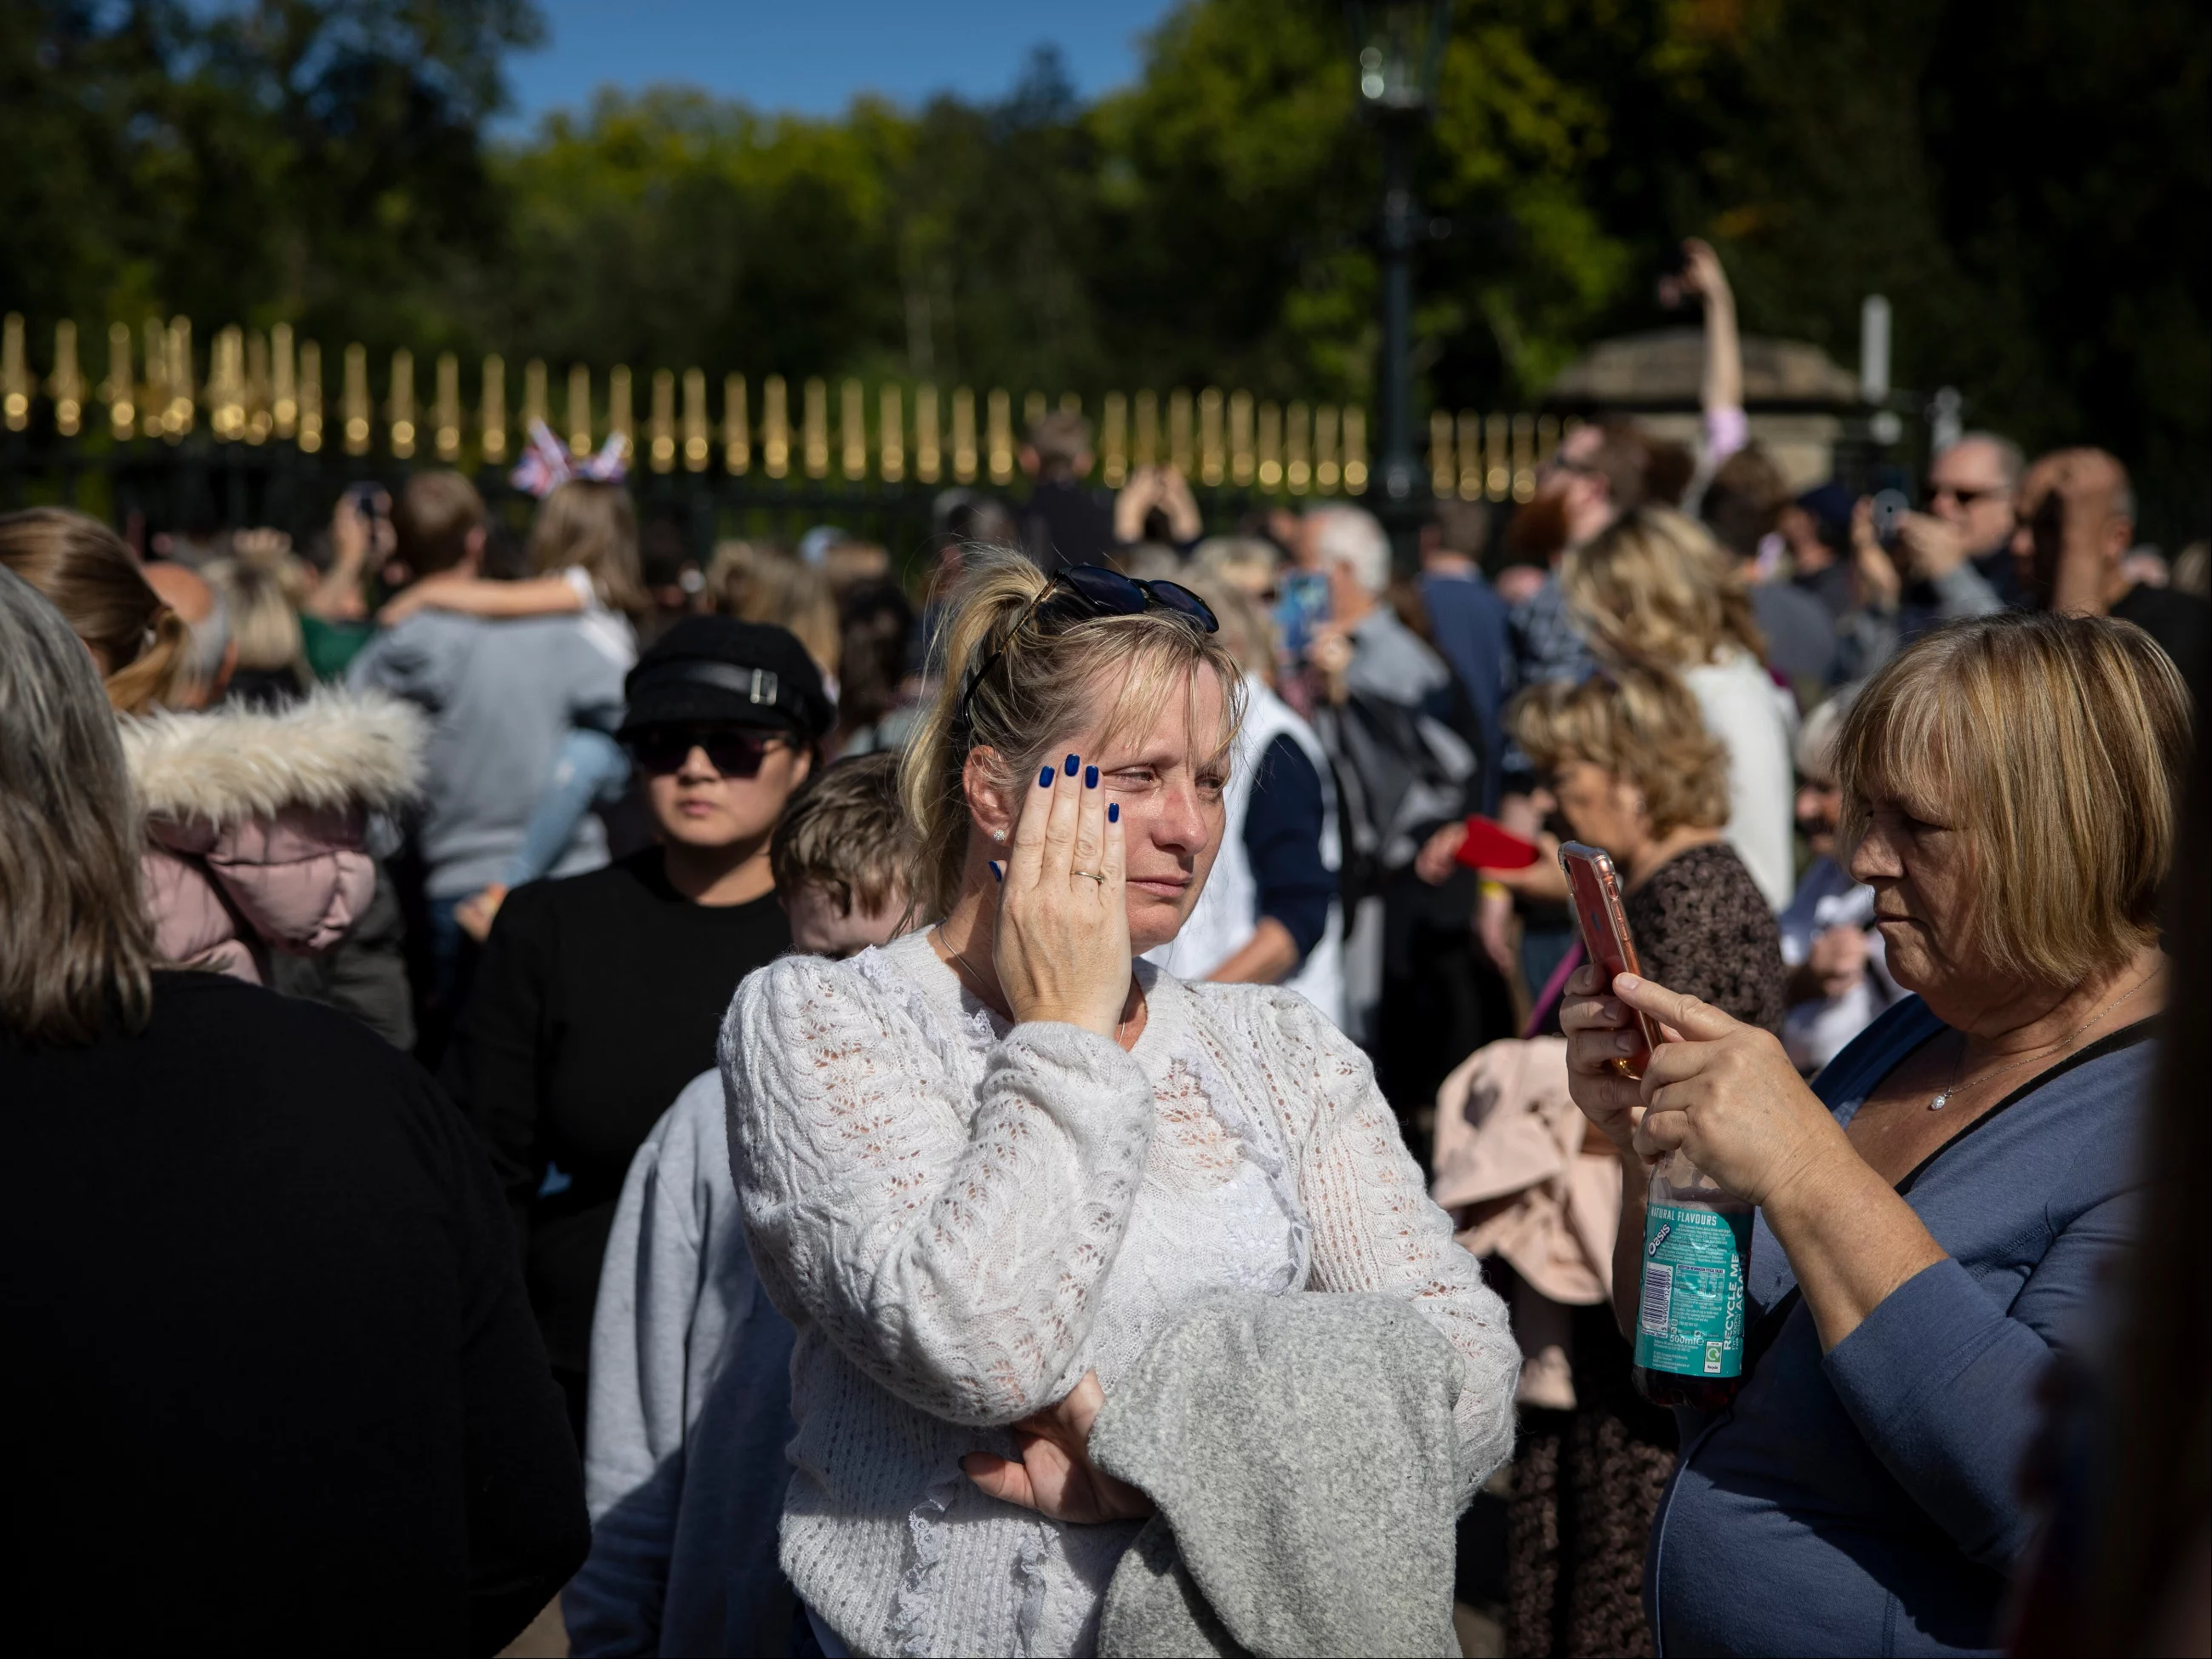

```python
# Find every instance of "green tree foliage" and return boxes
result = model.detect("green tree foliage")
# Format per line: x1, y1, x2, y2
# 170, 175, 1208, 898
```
3, 0, 2203, 533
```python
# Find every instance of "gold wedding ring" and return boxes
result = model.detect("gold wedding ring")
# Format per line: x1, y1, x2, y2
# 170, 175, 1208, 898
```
1074, 870, 1109, 882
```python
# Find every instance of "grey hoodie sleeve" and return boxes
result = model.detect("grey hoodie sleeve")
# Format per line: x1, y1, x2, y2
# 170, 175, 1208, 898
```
564, 1082, 707, 1656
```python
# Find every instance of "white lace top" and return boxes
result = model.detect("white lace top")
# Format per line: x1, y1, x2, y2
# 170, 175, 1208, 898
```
721, 932, 1519, 1657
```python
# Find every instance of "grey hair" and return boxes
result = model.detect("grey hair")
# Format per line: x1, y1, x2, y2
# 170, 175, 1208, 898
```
0, 566, 157, 1044
1308, 505, 1391, 594
1945, 430, 2026, 491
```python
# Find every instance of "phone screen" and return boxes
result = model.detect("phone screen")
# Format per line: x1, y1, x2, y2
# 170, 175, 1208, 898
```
1559, 841, 1662, 1077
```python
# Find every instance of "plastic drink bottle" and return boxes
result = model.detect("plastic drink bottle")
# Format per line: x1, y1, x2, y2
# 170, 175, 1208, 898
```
1632, 1149, 1752, 1408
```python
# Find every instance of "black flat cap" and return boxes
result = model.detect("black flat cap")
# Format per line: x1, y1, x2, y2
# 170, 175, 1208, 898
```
619, 617, 832, 741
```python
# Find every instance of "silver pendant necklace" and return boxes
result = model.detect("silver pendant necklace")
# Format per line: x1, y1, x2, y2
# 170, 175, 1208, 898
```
1927, 974, 2148, 1110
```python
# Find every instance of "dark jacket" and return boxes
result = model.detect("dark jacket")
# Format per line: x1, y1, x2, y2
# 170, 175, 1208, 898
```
3, 972, 586, 1655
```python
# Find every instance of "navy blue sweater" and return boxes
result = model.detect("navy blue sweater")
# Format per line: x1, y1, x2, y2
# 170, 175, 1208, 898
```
1649, 997, 2154, 1656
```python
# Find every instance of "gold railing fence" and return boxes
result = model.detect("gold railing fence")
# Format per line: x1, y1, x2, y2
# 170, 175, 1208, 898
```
1, 313, 1567, 503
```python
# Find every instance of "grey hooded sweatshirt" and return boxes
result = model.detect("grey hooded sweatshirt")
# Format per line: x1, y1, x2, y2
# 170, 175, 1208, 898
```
347, 610, 625, 899
563, 1071, 798, 1656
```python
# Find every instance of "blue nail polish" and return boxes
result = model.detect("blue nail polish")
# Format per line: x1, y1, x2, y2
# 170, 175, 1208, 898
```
1108, 802, 1120, 824
1039, 766, 1054, 787
1063, 753, 1080, 777
990, 861, 1003, 882
1085, 765, 1098, 788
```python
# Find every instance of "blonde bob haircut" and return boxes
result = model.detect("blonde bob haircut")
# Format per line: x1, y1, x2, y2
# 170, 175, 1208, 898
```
1563, 505, 1764, 670
900, 545, 1245, 920
1836, 611, 2190, 989
1512, 664, 1730, 838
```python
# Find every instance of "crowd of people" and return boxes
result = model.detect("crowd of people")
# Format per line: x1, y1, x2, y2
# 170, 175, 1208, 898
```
2, 238, 2206, 1659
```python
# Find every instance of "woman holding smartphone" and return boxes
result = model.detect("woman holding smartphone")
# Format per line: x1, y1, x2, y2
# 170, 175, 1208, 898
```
1497, 664, 1786, 1656
722, 549, 1519, 1657
1559, 612, 2182, 1656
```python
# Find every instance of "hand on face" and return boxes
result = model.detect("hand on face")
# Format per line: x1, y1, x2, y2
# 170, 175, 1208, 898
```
989, 747, 1134, 1036
977, 670, 1227, 1025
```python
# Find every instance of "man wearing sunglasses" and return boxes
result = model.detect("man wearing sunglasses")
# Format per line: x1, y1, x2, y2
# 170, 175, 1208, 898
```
1913, 430, 2026, 605
455, 616, 830, 1436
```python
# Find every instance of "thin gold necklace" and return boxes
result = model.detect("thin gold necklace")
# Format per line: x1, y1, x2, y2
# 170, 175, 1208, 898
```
1927, 972, 2151, 1111
934, 926, 1137, 1046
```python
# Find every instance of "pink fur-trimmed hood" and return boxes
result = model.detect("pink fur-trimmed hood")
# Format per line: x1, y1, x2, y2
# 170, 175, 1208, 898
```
123, 693, 426, 981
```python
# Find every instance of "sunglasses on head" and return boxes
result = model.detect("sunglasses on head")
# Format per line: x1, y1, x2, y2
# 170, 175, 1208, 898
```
626, 724, 786, 778
957, 563, 1218, 731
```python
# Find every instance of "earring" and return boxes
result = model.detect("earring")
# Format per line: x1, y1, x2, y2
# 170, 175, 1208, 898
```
993, 830, 1006, 842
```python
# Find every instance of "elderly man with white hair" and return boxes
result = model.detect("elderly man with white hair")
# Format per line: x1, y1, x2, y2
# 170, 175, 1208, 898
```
1303, 505, 1493, 1122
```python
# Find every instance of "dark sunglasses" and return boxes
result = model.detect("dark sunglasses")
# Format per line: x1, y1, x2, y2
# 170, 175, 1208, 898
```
1924, 480, 2004, 506
957, 563, 1218, 731
626, 724, 786, 778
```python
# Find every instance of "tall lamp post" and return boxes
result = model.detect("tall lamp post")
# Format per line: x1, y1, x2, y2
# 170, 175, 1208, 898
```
1347, 0, 1451, 567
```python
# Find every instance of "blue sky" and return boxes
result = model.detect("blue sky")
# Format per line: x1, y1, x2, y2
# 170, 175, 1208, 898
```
496, 0, 1183, 132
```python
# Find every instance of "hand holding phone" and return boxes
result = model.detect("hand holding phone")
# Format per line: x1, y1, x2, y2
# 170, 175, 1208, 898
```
1559, 841, 1664, 1078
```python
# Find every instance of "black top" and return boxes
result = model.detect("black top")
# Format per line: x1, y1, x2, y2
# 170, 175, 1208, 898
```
1624, 840, 1789, 1035
2111, 580, 2208, 691
1245, 733, 1335, 959
455, 849, 792, 1374
1018, 476, 1119, 571
1, 972, 584, 1656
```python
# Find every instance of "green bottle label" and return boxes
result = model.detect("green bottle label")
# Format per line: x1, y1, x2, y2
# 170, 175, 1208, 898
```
1633, 1200, 1751, 1379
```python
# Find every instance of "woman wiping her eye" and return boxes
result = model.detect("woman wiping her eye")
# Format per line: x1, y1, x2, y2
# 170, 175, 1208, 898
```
721, 546, 1519, 1656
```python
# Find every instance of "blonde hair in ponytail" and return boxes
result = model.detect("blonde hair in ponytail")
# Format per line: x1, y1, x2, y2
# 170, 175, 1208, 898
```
0, 507, 191, 713
898, 545, 1245, 921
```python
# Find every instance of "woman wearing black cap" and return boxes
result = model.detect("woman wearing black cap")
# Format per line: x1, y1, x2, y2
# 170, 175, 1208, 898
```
454, 615, 830, 1433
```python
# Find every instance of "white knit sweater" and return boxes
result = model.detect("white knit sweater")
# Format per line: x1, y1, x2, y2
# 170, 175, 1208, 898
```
721, 931, 1519, 1657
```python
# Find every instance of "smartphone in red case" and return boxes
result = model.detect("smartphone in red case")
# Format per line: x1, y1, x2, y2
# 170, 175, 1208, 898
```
1559, 841, 1664, 1078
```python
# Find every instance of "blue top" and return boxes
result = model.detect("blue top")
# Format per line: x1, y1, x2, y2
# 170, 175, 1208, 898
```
1420, 569, 1513, 814
1648, 996, 2154, 1657
1242, 733, 1334, 961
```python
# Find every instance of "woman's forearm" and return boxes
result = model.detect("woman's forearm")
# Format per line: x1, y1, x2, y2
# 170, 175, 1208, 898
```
1208, 917, 1298, 985
1760, 1149, 1948, 1352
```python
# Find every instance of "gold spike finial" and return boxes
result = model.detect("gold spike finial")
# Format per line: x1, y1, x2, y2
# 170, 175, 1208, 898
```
915, 384, 941, 484
298, 341, 323, 453
50, 320, 84, 437
435, 352, 461, 461
879, 383, 905, 483
271, 324, 296, 441
389, 348, 417, 459
986, 389, 1012, 485
482, 356, 509, 465
104, 322, 135, 439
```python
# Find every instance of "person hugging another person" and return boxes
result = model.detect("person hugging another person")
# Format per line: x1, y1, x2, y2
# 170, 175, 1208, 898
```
566, 755, 915, 1658
375, 476, 647, 943
453, 616, 830, 1438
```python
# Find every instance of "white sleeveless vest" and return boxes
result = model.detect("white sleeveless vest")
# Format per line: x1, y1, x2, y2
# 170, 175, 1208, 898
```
1146, 676, 1345, 1029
